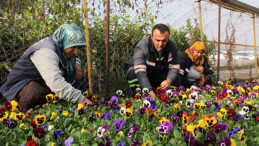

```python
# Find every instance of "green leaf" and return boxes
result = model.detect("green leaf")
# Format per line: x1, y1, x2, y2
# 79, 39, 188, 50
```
143, 132, 150, 142
169, 138, 177, 145
173, 129, 181, 139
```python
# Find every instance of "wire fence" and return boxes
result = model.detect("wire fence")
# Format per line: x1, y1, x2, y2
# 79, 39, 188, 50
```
1, 0, 259, 102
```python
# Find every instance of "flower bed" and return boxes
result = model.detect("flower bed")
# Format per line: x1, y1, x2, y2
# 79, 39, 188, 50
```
1, 81, 259, 146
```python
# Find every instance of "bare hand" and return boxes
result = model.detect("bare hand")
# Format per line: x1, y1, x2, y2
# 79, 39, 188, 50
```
196, 66, 204, 74
160, 79, 172, 90
148, 90, 156, 99
75, 64, 82, 81
81, 97, 93, 106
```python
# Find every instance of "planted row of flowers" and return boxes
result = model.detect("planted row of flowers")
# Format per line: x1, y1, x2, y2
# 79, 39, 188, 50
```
1, 80, 259, 146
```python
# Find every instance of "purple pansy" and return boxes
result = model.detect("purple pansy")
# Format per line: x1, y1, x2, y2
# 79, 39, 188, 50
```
53, 130, 63, 141
185, 133, 195, 146
215, 123, 228, 134
64, 137, 73, 146
139, 107, 146, 115
156, 121, 173, 134
111, 96, 119, 104
113, 119, 125, 131
3, 119, 17, 129
117, 142, 125, 146
217, 137, 231, 146
97, 124, 109, 138
170, 115, 178, 123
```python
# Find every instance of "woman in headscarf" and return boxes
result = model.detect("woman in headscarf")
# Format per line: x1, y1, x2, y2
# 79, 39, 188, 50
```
0, 24, 92, 108
178, 41, 213, 88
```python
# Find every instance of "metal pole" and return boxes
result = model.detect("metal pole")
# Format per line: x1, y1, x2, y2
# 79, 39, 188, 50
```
83, 0, 93, 94
105, 0, 110, 98
198, 0, 204, 42
253, 14, 258, 77
217, 0, 221, 82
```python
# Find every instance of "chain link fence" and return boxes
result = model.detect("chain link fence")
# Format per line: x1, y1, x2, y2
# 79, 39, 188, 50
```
1, 0, 259, 102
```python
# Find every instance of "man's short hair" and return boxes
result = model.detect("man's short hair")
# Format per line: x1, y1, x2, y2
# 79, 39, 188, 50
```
152, 24, 170, 35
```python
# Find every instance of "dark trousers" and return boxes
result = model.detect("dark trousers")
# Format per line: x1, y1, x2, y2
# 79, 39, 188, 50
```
126, 67, 181, 91
15, 81, 51, 109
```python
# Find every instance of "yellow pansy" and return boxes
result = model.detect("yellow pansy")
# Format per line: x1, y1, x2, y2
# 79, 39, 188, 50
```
10, 100, 18, 111
83, 91, 89, 97
159, 117, 169, 124
19, 123, 28, 130
62, 111, 70, 117
125, 108, 133, 118
50, 112, 57, 120
142, 140, 152, 146
81, 128, 85, 133
35, 115, 46, 126
118, 131, 124, 137
77, 104, 83, 110
0, 110, 9, 121
46, 94, 54, 102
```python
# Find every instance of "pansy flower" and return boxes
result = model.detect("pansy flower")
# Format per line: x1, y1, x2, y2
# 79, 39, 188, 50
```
35, 115, 46, 126
91, 94, 98, 101
127, 124, 139, 139
97, 124, 109, 138
227, 109, 236, 119
166, 89, 173, 97
83, 91, 89, 97
200, 103, 206, 110
135, 93, 142, 100
142, 88, 149, 94
125, 101, 132, 108
202, 115, 217, 127
113, 119, 124, 131
111, 96, 119, 104
129, 138, 141, 146
186, 99, 195, 108
96, 111, 101, 119
143, 99, 151, 109
170, 115, 178, 123
119, 107, 126, 115
33, 128, 46, 139
239, 106, 249, 115
159, 117, 169, 124
125, 108, 133, 118
182, 111, 195, 125
46, 94, 54, 102
62, 111, 70, 117
193, 103, 201, 109
4, 102, 12, 110
139, 107, 146, 115
3, 119, 17, 129
186, 124, 198, 138
26, 140, 36, 146
218, 137, 231, 146
184, 133, 195, 145
0, 109, 9, 121
116, 90, 126, 97
64, 137, 74, 146
142, 140, 152, 146
50, 112, 57, 120
189, 92, 199, 101
217, 108, 227, 120
19, 123, 29, 130
215, 123, 228, 134
206, 133, 216, 144
10, 100, 19, 111
156, 121, 173, 134
53, 130, 63, 141
228, 127, 240, 137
